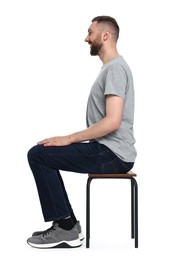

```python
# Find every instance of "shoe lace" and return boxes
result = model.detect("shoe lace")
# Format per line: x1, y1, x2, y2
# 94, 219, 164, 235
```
42, 226, 56, 237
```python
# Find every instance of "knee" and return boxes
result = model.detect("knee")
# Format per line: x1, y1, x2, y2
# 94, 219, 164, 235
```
27, 144, 41, 163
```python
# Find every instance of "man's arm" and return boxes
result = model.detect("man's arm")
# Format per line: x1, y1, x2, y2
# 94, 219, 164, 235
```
38, 95, 124, 146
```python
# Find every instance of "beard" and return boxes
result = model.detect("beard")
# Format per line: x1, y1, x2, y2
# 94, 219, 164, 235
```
90, 40, 103, 56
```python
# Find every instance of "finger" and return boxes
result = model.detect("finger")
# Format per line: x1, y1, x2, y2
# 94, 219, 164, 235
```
43, 141, 55, 146
37, 139, 49, 145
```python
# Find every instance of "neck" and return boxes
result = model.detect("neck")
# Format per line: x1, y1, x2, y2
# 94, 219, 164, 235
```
99, 46, 119, 64
102, 53, 119, 64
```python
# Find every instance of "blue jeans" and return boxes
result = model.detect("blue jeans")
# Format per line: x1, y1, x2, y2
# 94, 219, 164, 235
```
27, 142, 134, 221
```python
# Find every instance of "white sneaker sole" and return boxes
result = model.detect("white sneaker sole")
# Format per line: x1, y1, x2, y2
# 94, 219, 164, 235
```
27, 238, 82, 248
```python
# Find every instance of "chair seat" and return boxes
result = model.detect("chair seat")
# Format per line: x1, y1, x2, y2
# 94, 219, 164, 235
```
88, 171, 137, 178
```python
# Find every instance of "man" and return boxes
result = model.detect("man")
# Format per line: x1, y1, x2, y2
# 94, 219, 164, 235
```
27, 15, 137, 249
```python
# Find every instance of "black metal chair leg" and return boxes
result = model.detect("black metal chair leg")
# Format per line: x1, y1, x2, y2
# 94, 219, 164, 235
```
86, 177, 92, 248
86, 175, 138, 248
131, 177, 138, 248
131, 178, 135, 239
134, 178, 138, 248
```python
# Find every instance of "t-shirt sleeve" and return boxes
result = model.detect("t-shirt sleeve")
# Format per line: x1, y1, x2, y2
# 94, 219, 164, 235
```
104, 64, 127, 99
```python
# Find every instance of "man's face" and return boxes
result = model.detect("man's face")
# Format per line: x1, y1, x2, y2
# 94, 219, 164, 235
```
85, 22, 103, 56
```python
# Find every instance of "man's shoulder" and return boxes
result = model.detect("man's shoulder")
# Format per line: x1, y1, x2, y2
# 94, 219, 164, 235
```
108, 55, 132, 74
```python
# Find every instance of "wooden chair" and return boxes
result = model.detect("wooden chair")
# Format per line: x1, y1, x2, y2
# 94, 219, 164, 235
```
86, 171, 138, 248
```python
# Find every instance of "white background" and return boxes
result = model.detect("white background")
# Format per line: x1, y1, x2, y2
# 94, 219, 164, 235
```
0, 0, 172, 259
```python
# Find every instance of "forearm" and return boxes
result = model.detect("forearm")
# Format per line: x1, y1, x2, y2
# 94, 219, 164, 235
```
68, 116, 119, 143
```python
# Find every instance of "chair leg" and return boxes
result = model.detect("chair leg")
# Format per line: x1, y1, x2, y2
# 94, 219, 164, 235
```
131, 178, 135, 239
86, 176, 138, 248
86, 177, 92, 248
131, 177, 138, 248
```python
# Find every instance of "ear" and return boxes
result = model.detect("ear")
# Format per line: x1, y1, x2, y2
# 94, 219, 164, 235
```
103, 31, 110, 41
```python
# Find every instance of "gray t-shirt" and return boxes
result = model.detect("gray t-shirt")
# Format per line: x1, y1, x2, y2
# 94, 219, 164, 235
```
86, 55, 137, 162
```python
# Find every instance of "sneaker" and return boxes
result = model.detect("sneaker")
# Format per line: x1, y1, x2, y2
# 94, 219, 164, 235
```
27, 222, 82, 248
32, 220, 84, 241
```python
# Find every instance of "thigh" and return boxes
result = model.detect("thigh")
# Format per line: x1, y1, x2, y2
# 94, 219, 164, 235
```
28, 142, 117, 173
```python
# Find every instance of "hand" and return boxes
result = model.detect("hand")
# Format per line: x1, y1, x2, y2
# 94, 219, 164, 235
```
37, 135, 72, 146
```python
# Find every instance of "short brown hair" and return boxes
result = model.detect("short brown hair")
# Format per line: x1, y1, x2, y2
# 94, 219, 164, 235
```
92, 15, 119, 41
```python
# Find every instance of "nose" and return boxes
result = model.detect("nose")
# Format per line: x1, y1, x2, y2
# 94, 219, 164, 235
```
84, 35, 89, 42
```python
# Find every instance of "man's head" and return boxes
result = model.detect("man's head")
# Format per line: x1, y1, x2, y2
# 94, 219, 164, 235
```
85, 15, 120, 56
